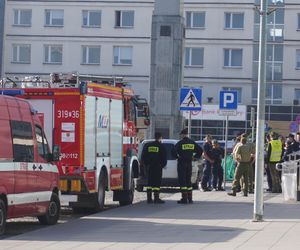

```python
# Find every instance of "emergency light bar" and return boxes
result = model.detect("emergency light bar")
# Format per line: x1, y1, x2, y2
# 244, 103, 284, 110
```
0, 90, 24, 96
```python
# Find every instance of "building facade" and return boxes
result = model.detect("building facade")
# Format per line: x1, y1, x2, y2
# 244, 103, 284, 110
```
2, 0, 300, 139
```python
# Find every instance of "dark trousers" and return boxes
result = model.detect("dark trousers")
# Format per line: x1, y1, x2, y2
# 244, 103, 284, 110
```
147, 165, 162, 190
265, 164, 273, 190
212, 163, 223, 189
177, 160, 192, 190
201, 160, 212, 189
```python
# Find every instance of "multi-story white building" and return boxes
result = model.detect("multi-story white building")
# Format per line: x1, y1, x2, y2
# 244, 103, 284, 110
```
1, 0, 300, 139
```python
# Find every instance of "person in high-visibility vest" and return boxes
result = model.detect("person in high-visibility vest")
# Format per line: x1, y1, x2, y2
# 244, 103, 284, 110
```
266, 132, 283, 193
141, 132, 167, 204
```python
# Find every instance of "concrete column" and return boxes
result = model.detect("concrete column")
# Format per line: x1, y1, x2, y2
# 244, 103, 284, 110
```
149, 0, 184, 139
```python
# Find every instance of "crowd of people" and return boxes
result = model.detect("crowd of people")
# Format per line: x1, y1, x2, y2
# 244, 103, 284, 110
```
141, 129, 300, 204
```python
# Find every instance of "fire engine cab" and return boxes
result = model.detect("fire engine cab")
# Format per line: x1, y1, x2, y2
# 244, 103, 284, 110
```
0, 91, 61, 235
0, 74, 150, 211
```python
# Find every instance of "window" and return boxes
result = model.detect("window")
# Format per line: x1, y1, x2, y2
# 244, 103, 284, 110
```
11, 121, 34, 162
225, 13, 244, 29
115, 10, 134, 28
185, 47, 204, 67
252, 83, 282, 104
13, 9, 32, 26
82, 46, 100, 64
12, 44, 31, 63
113, 46, 132, 65
298, 14, 300, 30
297, 50, 300, 68
35, 125, 49, 161
186, 11, 205, 28
224, 49, 243, 67
45, 9, 64, 26
295, 89, 300, 101
44, 45, 62, 64
82, 10, 101, 27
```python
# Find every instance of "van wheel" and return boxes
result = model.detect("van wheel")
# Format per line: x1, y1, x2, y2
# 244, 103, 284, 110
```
119, 175, 134, 206
0, 199, 7, 235
192, 172, 200, 190
94, 171, 106, 212
38, 193, 60, 225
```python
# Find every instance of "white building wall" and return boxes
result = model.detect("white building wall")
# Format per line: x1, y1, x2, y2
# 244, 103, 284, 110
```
2, 0, 300, 106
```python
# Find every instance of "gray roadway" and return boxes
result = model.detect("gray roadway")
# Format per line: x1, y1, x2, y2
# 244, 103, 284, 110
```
1, 190, 300, 250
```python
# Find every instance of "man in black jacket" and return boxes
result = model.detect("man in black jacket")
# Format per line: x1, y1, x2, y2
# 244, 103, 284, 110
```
141, 132, 167, 204
175, 129, 203, 204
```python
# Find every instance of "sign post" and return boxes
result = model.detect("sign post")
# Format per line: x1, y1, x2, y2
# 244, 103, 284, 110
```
180, 88, 202, 138
219, 90, 238, 189
250, 107, 255, 142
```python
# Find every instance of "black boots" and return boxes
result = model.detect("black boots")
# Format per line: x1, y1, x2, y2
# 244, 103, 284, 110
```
187, 191, 193, 203
154, 192, 165, 204
177, 192, 188, 204
147, 189, 153, 203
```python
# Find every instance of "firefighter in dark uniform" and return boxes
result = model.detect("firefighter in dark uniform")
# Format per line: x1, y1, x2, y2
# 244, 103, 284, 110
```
141, 132, 167, 204
175, 129, 203, 204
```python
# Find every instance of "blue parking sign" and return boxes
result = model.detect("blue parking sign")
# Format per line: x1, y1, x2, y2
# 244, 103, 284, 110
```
220, 91, 238, 110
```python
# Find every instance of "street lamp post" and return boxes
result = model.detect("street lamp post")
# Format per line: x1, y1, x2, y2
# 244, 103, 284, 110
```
253, 0, 268, 222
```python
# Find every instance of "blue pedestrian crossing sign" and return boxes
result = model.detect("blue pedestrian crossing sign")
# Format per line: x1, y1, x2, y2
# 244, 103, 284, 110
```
180, 88, 202, 111
219, 91, 238, 110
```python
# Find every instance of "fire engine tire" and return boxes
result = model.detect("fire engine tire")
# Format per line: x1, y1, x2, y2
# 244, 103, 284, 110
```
37, 193, 60, 225
119, 175, 134, 206
0, 198, 7, 235
95, 171, 106, 211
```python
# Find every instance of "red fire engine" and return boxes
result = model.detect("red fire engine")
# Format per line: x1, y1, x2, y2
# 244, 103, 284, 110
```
0, 74, 150, 211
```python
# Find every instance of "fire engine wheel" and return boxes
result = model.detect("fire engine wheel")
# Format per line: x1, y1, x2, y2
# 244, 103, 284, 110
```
95, 171, 106, 211
0, 198, 7, 235
38, 193, 60, 225
119, 175, 134, 206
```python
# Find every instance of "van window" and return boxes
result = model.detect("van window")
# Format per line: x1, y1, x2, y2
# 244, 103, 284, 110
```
11, 120, 34, 162
35, 125, 49, 160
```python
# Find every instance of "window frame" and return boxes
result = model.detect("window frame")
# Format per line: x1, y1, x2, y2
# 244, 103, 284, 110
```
113, 46, 133, 66
12, 44, 31, 64
115, 10, 134, 28
223, 48, 243, 68
35, 125, 50, 161
43, 44, 63, 64
224, 12, 244, 29
44, 9, 64, 27
186, 11, 205, 29
82, 10, 102, 28
13, 9, 32, 26
81, 45, 101, 65
185, 47, 204, 67
296, 49, 300, 69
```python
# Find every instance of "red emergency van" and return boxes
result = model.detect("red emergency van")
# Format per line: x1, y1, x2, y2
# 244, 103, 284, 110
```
0, 93, 60, 235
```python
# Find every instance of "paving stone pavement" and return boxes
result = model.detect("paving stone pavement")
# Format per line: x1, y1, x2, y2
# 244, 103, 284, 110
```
1, 189, 300, 250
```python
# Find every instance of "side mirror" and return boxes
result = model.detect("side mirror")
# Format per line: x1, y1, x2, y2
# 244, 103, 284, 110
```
52, 145, 61, 162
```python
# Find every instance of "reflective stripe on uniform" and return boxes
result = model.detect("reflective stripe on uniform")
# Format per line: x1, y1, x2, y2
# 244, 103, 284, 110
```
180, 187, 188, 190
152, 187, 160, 191
187, 187, 193, 191
182, 144, 195, 150
148, 146, 159, 153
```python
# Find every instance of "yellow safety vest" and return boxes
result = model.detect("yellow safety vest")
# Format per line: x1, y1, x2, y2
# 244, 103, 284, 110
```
270, 140, 282, 162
